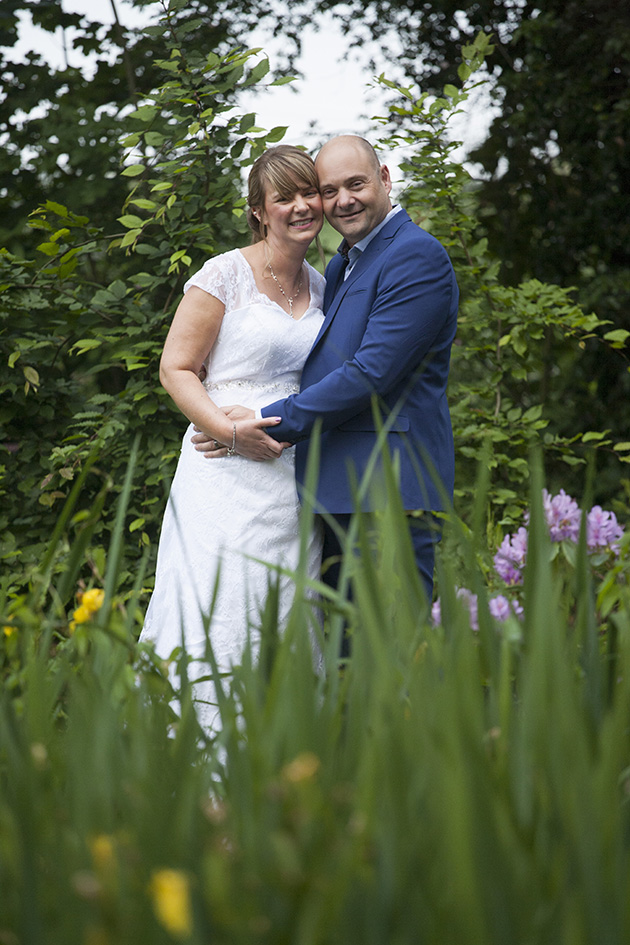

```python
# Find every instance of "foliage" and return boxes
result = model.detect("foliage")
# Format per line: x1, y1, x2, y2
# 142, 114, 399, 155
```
0, 3, 294, 596
372, 33, 630, 527
2, 451, 630, 944
0, 0, 300, 255
3, 23, 629, 604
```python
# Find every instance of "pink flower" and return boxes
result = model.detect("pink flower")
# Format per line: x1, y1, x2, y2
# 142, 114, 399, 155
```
431, 588, 479, 630
431, 600, 441, 625
489, 595, 524, 621
586, 505, 624, 553
494, 526, 528, 585
456, 588, 479, 630
542, 488, 582, 542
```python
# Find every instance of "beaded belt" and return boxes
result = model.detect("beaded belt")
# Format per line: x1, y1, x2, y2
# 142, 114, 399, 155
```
205, 379, 300, 395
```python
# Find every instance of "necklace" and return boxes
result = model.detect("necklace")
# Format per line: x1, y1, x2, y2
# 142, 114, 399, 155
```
267, 263, 303, 318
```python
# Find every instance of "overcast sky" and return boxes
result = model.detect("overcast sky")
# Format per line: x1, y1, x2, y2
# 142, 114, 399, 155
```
6, 0, 494, 187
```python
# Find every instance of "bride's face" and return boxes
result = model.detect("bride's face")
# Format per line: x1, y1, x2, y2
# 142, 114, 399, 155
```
260, 182, 323, 249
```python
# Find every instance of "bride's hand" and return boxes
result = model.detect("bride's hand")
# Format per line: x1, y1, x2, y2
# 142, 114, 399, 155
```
191, 419, 291, 461
234, 418, 288, 461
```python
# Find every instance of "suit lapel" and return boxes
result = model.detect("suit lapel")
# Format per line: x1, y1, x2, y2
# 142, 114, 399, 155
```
311, 209, 411, 352
322, 254, 347, 311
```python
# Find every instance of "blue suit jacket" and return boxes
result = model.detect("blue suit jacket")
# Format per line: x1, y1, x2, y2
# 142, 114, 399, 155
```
262, 208, 458, 513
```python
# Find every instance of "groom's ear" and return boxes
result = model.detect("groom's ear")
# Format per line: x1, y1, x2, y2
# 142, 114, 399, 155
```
379, 164, 393, 195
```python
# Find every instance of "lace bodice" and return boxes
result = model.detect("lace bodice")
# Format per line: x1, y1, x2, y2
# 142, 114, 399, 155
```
184, 249, 325, 409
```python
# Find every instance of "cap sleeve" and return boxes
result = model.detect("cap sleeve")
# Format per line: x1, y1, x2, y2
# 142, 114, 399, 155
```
183, 255, 229, 305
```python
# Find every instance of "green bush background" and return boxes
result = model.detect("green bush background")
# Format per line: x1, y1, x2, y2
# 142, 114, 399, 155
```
2, 7, 630, 943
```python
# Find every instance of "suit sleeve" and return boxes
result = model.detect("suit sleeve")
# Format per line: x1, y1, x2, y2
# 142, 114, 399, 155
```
262, 237, 457, 442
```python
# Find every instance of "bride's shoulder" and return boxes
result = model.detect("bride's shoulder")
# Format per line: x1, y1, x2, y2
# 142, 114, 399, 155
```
305, 261, 326, 292
201, 248, 243, 272
183, 249, 243, 301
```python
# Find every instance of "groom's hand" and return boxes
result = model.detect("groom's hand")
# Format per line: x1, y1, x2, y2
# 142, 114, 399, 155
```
222, 405, 255, 422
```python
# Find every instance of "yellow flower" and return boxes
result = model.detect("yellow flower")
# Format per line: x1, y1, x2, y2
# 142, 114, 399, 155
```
3, 623, 16, 637
81, 588, 105, 613
90, 834, 116, 874
149, 869, 193, 938
71, 603, 92, 626
282, 751, 320, 784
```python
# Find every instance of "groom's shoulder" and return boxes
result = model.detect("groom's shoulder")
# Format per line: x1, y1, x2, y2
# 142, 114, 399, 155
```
392, 211, 454, 256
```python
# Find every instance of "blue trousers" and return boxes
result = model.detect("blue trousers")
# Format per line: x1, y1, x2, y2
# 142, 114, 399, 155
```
320, 510, 440, 654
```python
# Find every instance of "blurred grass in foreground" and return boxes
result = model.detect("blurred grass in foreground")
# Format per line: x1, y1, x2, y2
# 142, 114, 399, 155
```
1, 451, 630, 945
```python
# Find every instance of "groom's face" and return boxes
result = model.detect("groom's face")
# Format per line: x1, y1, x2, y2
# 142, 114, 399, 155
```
316, 140, 392, 246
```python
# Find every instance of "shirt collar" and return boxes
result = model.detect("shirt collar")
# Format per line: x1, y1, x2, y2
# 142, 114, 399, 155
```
352, 203, 402, 254
337, 204, 402, 267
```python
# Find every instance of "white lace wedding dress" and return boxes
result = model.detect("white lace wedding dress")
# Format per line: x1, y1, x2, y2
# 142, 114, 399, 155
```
140, 249, 325, 733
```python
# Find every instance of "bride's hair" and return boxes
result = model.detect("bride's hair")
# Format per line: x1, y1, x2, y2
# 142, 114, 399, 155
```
247, 145, 319, 243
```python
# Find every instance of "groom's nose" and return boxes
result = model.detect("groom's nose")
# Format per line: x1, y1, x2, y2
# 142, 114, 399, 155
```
336, 187, 355, 208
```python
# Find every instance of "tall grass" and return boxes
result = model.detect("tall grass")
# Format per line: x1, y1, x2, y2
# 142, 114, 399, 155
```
1, 452, 630, 944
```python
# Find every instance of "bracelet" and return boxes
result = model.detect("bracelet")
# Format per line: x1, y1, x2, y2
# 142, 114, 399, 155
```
226, 422, 236, 456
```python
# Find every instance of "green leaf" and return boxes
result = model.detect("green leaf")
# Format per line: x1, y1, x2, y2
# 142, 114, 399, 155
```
121, 164, 145, 178
108, 280, 128, 300
43, 200, 69, 217
604, 329, 629, 345
8, 351, 20, 368
239, 112, 256, 132
120, 229, 141, 247
270, 75, 296, 87
71, 339, 102, 354
129, 199, 157, 211
523, 404, 543, 421
58, 257, 77, 279
129, 105, 158, 122
22, 366, 40, 385
144, 132, 165, 147
613, 442, 630, 451
457, 63, 472, 82
36, 242, 59, 256
245, 58, 270, 87
266, 126, 288, 143
118, 215, 144, 229
121, 133, 141, 147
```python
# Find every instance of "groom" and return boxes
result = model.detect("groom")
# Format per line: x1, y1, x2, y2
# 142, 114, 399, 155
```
195, 135, 458, 599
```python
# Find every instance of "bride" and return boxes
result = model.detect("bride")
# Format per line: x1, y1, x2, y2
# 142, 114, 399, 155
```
140, 146, 325, 733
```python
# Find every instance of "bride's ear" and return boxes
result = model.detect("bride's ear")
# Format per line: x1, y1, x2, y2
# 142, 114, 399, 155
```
253, 208, 267, 239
